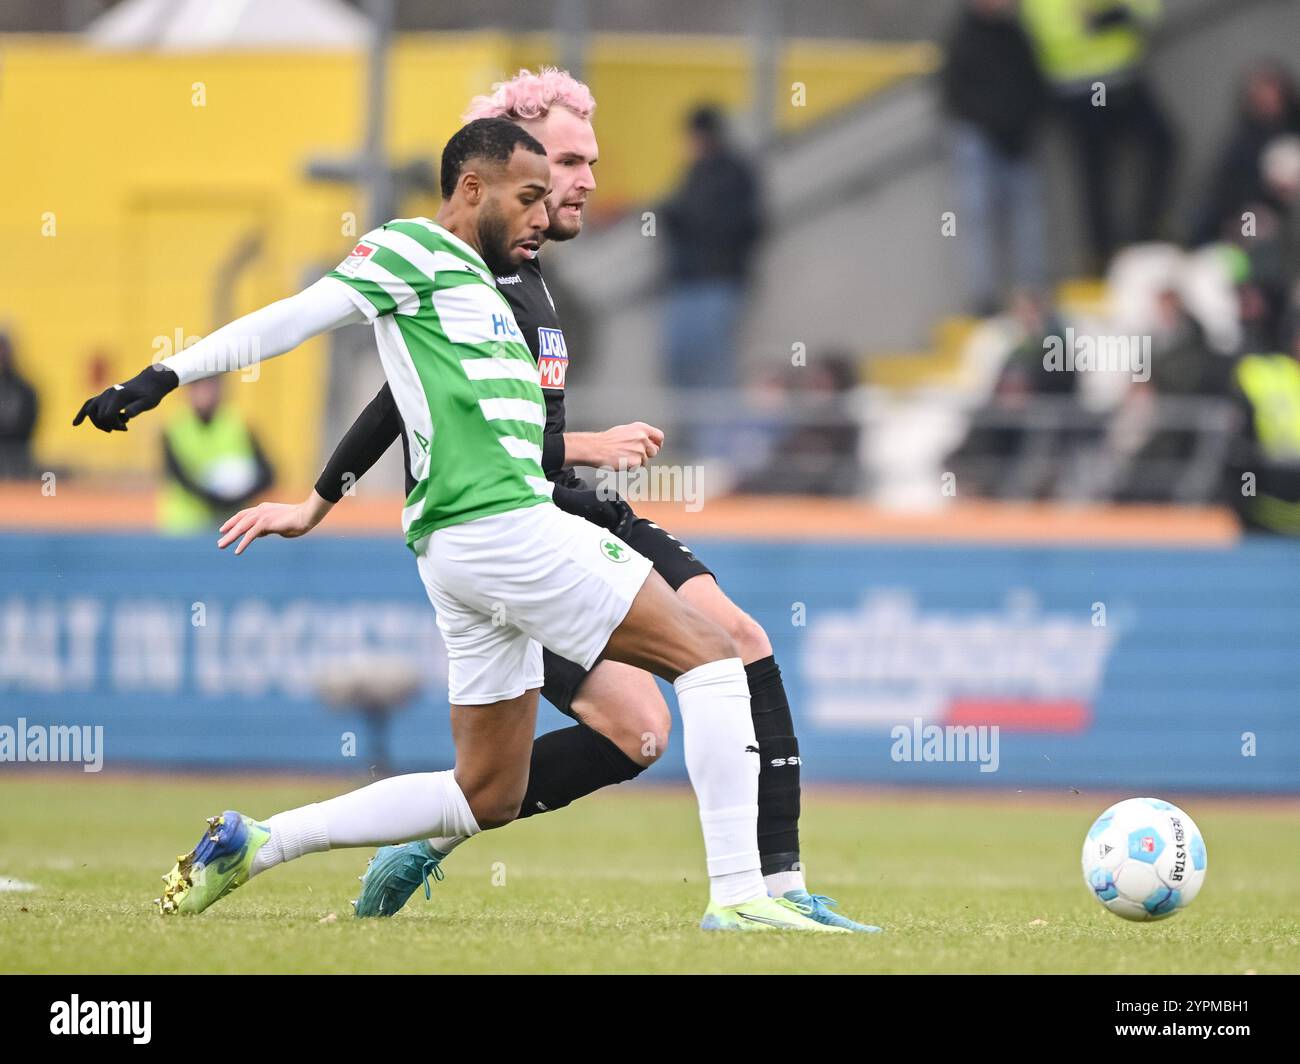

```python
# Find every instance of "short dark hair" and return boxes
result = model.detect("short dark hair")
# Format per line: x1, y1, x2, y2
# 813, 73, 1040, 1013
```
439, 117, 546, 200
687, 104, 724, 137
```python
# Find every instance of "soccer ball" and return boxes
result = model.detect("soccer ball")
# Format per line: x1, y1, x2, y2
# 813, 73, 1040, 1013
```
1081, 797, 1207, 921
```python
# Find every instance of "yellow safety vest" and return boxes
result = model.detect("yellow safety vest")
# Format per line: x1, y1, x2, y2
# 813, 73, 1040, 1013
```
1235, 354, 1300, 534
1236, 354, 1300, 461
1020, 0, 1160, 88
159, 404, 259, 534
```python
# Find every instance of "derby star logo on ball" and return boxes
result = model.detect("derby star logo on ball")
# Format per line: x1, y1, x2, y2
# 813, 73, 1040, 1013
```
600, 538, 629, 563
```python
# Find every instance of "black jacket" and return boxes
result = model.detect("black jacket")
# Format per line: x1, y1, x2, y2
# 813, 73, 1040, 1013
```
1193, 110, 1300, 245
662, 151, 762, 281
0, 370, 38, 478
941, 9, 1048, 157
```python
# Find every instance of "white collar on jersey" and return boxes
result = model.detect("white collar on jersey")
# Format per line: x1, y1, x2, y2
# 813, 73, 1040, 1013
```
408, 217, 493, 282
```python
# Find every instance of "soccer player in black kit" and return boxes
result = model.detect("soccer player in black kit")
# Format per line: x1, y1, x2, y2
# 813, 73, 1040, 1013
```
218, 69, 878, 932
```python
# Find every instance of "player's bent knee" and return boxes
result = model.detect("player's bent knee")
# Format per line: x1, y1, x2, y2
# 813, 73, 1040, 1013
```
585, 696, 671, 767
459, 782, 524, 831
729, 612, 772, 661
649, 612, 737, 679
468, 795, 523, 831
693, 620, 739, 668
629, 699, 672, 765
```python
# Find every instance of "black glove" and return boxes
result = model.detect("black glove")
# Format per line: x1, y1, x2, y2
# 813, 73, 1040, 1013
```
73, 364, 180, 432
552, 484, 637, 539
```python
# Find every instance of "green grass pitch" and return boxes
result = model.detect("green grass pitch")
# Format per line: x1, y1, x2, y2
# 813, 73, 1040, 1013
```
1, 776, 1297, 974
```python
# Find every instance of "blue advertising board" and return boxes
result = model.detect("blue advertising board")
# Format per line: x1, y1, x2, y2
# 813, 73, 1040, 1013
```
1, 531, 1296, 792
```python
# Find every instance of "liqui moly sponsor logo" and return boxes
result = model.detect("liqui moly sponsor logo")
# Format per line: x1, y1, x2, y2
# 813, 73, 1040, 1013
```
537, 327, 568, 389
801, 590, 1117, 731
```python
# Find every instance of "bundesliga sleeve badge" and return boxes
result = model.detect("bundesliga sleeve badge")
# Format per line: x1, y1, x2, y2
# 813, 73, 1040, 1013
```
336, 240, 378, 278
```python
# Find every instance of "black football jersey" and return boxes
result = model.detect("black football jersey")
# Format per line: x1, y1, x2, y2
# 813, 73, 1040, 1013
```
494, 255, 578, 487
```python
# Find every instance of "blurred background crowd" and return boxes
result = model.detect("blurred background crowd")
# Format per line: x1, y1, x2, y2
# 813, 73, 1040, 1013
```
2, 0, 1299, 533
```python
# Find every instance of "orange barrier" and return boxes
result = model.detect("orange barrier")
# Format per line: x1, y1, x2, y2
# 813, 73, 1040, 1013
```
0, 483, 1241, 546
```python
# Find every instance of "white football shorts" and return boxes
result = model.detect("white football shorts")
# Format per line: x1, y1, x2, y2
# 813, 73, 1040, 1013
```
415, 502, 653, 705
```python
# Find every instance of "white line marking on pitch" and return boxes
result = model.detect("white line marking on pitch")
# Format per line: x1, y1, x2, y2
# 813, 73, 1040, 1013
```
0, 876, 38, 892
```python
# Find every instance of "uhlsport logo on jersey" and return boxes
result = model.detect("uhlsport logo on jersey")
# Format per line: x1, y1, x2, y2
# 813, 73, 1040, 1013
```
599, 537, 630, 563
537, 328, 568, 389
337, 241, 377, 278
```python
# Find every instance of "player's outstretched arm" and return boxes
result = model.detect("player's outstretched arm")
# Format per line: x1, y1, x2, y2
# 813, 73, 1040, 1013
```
561, 422, 665, 470
217, 490, 335, 555
72, 278, 366, 433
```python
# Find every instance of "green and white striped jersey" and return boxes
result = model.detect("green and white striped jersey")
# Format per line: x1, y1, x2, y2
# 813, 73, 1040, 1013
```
325, 218, 551, 549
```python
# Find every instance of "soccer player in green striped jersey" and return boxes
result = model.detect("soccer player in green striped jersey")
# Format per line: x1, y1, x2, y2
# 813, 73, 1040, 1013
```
324, 213, 553, 544
73, 119, 836, 932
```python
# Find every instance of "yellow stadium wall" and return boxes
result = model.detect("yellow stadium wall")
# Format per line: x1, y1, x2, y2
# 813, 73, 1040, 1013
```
0, 32, 933, 486
504, 34, 935, 210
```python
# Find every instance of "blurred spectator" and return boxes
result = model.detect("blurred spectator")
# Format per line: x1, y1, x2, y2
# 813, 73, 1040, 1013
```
1110, 288, 1229, 501
1235, 268, 1288, 357
1145, 287, 1226, 397
992, 290, 1079, 402
1245, 137, 1300, 315
0, 330, 38, 479
941, 0, 1049, 316
1192, 62, 1300, 247
1225, 326, 1300, 534
949, 289, 1087, 497
159, 376, 273, 534
735, 355, 862, 497
660, 105, 763, 391
1021, 0, 1176, 270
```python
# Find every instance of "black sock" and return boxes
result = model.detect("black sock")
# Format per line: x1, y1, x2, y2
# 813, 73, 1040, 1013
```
516, 723, 646, 820
746, 655, 802, 876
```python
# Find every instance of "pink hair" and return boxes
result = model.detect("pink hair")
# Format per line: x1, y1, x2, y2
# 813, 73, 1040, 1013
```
462, 67, 596, 124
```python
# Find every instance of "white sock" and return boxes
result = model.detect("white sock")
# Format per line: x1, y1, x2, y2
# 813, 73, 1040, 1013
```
249, 770, 480, 878
674, 657, 765, 907
765, 868, 806, 897
248, 805, 330, 878
426, 835, 468, 857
